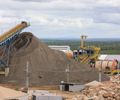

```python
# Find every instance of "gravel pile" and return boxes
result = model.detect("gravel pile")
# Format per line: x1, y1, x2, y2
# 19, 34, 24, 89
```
71, 80, 120, 100
0, 32, 109, 86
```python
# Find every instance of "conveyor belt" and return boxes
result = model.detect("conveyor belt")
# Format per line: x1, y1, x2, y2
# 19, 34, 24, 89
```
0, 21, 29, 46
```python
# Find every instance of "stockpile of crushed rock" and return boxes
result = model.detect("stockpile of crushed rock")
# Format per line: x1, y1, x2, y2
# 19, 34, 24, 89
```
71, 80, 120, 100
0, 32, 109, 86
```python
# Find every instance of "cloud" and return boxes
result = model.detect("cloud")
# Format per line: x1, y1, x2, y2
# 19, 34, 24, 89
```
0, 0, 120, 38
94, 13, 120, 25
14, 0, 55, 2
97, 0, 120, 7
0, 0, 93, 11
24, 13, 93, 28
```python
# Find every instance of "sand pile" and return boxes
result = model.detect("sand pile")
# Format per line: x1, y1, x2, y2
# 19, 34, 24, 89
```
0, 32, 109, 86
0, 86, 27, 99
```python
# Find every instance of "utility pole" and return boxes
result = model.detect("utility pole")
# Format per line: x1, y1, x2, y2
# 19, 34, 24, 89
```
117, 61, 120, 83
26, 61, 29, 91
99, 61, 102, 82
99, 70, 102, 82
80, 35, 87, 48
66, 64, 70, 83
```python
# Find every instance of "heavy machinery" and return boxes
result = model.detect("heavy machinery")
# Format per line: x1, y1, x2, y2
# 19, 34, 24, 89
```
73, 35, 100, 64
0, 21, 30, 76
73, 35, 120, 75
73, 35, 120, 74
0, 21, 29, 46
95, 60, 120, 75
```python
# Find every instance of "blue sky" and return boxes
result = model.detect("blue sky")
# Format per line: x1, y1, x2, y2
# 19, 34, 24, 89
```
0, 0, 120, 39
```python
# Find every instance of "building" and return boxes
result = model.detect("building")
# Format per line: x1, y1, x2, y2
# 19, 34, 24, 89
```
48, 45, 73, 59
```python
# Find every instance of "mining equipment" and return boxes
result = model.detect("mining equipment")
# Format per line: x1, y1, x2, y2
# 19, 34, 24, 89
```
73, 35, 120, 74
0, 21, 30, 76
95, 59, 120, 75
73, 35, 100, 64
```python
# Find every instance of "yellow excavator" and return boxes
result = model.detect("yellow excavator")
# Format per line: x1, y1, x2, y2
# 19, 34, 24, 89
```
73, 35, 100, 64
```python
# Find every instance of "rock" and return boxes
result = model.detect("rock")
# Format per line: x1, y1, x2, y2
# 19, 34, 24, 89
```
103, 93, 114, 98
77, 81, 120, 100
99, 90, 107, 95
85, 81, 103, 87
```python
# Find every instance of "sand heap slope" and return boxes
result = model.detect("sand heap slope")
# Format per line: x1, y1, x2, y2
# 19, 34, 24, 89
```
0, 32, 109, 86
0, 86, 27, 99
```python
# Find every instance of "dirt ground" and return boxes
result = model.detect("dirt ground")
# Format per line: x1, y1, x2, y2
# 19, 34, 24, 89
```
55, 76, 120, 100
0, 76, 119, 100
30, 76, 120, 100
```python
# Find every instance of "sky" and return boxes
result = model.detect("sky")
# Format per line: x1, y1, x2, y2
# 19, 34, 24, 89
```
0, 0, 120, 39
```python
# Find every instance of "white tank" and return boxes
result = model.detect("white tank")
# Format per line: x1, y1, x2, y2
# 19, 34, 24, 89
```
95, 60, 118, 70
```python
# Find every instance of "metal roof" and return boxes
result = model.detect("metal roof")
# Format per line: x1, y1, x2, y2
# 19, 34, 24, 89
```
99, 55, 120, 61
98, 55, 107, 60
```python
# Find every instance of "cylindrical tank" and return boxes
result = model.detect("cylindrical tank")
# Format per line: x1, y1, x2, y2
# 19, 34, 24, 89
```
95, 60, 118, 71
64, 51, 73, 59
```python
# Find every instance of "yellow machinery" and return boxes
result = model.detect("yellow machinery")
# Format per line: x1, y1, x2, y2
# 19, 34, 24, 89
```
111, 69, 120, 75
0, 21, 29, 76
73, 35, 120, 75
95, 60, 120, 74
79, 46, 100, 63
73, 35, 100, 64
0, 21, 29, 46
